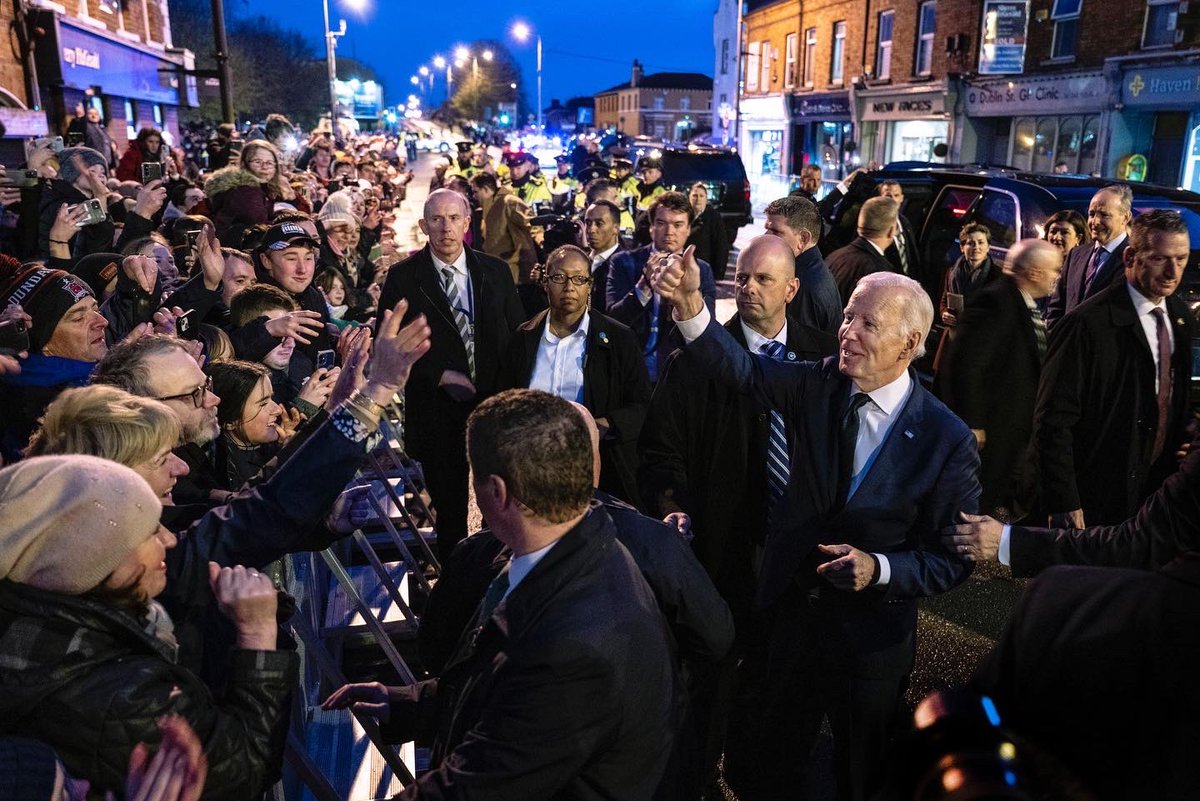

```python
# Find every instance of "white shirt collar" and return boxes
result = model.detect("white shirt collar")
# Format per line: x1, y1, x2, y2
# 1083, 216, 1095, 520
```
432, 247, 468, 276
1126, 281, 1165, 315
852, 369, 913, 417
505, 539, 558, 598
542, 310, 591, 344
1098, 231, 1128, 255
864, 238, 888, 257
592, 243, 620, 265
740, 319, 787, 355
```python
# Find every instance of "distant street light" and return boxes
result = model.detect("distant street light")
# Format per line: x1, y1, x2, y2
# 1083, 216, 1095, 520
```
511, 20, 542, 133
454, 45, 470, 62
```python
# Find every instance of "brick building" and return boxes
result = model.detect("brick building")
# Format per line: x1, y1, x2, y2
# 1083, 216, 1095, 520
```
0, 0, 195, 166
594, 61, 713, 140
732, 0, 1200, 192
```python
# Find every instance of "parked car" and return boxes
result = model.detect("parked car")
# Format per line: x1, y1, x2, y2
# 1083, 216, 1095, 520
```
628, 144, 754, 242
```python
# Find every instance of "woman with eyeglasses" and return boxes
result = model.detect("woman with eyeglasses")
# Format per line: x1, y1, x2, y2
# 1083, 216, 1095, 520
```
202, 144, 273, 242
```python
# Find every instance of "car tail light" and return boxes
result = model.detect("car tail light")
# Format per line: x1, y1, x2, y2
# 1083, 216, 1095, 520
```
743, 179, 751, 204
950, 206, 968, 217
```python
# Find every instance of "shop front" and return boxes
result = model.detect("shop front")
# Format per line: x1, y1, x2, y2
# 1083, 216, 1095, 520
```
788, 91, 854, 180
854, 84, 953, 166
32, 10, 193, 149
1113, 62, 1200, 190
739, 94, 791, 203
960, 71, 1107, 174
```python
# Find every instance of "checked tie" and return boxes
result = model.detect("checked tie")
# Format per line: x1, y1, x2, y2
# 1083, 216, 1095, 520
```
760, 341, 791, 505
440, 266, 475, 380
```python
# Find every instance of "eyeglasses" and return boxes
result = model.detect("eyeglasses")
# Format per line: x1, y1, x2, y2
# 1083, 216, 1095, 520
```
247, 158, 275, 168
545, 274, 593, 287
157, 376, 212, 408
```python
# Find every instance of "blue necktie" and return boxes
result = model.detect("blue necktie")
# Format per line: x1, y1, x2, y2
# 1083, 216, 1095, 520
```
1082, 245, 1106, 299
760, 341, 790, 505
645, 294, 661, 381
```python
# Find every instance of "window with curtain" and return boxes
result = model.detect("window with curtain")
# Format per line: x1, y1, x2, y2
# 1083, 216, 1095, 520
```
1143, 0, 1178, 48
747, 41, 761, 91
785, 33, 798, 88
831, 21, 847, 84
916, 2, 937, 75
876, 11, 894, 80
804, 27, 817, 87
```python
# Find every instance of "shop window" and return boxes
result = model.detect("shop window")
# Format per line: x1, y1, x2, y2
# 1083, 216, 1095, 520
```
747, 41, 761, 91
1012, 118, 1035, 171
1079, 116, 1100, 175
804, 28, 817, 88
1056, 117, 1081, 171
1143, 0, 1178, 48
916, 2, 937, 76
971, 190, 1019, 247
785, 33, 798, 89
1051, 0, 1081, 60
831, 22, 846, 84
1033, 118, 1057, 173
876, 11, 894, 81
125, 99, 136, 140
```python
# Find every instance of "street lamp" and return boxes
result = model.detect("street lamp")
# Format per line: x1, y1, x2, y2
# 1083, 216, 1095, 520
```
511, 21, 542, 134
322, 0, 363, 136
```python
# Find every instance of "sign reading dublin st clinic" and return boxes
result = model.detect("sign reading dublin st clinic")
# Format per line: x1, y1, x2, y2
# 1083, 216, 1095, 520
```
979, 1, 1029, 75
964, 72, 1106, 116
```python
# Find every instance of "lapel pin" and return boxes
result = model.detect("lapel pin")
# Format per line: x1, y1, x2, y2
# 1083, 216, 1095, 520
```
904, 429, 914, 439
598, 331, 610, 345
1177, 318, 1185, 326
787, 351, 796, 361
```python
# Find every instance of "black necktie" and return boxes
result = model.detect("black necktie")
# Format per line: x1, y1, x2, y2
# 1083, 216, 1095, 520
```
836, 392, 872, 505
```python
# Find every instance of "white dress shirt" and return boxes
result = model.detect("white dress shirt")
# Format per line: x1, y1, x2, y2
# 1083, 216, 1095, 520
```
431, 248, 472, 318
591, 243, 620, 274
740, 319, 787, 353
529, 312, 590, 403
1126, 281, 1174, 393
677, 305, 909, 586
503, 539, 558, 600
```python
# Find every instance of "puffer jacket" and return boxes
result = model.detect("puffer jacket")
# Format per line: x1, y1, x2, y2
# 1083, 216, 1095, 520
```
204, 166, 270, 242
0, 580, 297, 800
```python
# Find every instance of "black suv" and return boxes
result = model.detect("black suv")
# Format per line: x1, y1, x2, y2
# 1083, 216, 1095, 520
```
629, 143, 754, 242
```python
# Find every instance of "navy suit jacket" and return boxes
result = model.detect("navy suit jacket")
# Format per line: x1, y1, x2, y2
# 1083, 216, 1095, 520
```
684, 321, 979, 674
1044, 235, 1128, 330
605, 245, 716, 378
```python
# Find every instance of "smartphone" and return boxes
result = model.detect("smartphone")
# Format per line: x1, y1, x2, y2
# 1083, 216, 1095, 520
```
0, 318, 29, 356
32, 136, 63, 154
4, 170, 39, 188
70, 198, 105, 227
176, 309, 199, 339
65, 131, 85, 148
140, 162, 163, 184
946, 292, 965, 315
184, 228, 202, 248
316, 349, 336, 370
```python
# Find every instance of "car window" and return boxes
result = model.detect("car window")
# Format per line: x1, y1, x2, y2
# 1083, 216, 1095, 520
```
660, 153, 748, 184
921, 185, 982, 296
968, 190, 1019, 247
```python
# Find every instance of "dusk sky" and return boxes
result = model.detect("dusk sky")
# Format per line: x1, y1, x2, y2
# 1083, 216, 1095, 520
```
231, 0, 719, 112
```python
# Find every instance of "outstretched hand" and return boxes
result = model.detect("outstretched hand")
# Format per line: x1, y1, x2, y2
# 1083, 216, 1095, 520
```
649, 244, 703, 319
363, 299, 431, 400
322, 681, 392, 723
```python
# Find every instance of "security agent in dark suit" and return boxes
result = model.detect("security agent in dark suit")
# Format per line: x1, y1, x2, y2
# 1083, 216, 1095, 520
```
323, 390, 677, 800
606, 191, 717, 383
826, 196, 900, 306
1044, 184, 1133, 330
498, 245, 652, 506
764, 195, 843, 337
582, 199, 627, 312
972, 553, 1200, 800
1033, 209, 1194, 530
376, 189, 525, 557
877, 180, 920, 279
939, 239, 1063, 517
651, 258, 978, 801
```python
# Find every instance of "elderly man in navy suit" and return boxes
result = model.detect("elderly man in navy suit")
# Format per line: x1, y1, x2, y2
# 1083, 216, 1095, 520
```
1044, 184, 1133, 329
606, 191, 716, 382
652, 256, 979, 801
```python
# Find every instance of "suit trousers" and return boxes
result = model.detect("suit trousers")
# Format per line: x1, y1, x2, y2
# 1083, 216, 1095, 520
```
723, 588, 906, 801
410, 436, 470, 560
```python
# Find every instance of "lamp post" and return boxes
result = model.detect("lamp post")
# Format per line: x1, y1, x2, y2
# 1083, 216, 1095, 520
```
512, 21, 542, 133
322, 0, 347, 135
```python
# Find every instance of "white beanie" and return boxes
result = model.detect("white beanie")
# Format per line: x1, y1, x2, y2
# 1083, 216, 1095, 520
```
0, 455, 162, 594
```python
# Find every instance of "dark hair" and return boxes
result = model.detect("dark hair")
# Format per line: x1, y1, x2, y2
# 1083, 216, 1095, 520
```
220, 246, 253, 264
1044, 210, 1086, 243
211, 360, 270, 430
270, 208, 313, 224
469, 172, 500, 192
765, 195, 821, 240
586, 199, 621, 227
80, 566, 151, 614
133, 127, 163, 159
314, 269, 347, 295
166, 179, 195, 209
229, 282, 296, 327
467, 389, 593, 524
584, 179, 618, 205
120, 232, 170, 258
878, 179, 902, 194
1128, 208, 1189, 252
647, 191, 693, 224
264, 113, 293, 143
960, 222, 991, 242
238, 223, 272, 254
167, 215, 212, 249
91, 334, 191, 396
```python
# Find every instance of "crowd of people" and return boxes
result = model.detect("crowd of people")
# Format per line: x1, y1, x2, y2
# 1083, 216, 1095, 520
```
0, 110, 1195, 801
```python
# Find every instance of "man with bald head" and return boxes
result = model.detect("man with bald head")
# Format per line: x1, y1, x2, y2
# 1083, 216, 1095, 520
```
651, 251, 979, 801
939, 239, 1063, 517
825, 196, 900, 305
378, 188, 525, 555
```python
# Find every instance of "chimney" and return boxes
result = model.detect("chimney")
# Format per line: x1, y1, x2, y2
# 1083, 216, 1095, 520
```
631, 59, 644, 87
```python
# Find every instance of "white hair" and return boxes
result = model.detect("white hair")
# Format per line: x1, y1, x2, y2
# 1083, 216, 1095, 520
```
853, 272, 934, 359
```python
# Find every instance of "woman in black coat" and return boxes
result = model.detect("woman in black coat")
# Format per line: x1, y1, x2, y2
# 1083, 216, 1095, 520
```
685, 181, 732, 280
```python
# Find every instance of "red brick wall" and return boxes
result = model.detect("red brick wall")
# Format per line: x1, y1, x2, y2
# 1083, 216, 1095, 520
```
0, 3, 30, 107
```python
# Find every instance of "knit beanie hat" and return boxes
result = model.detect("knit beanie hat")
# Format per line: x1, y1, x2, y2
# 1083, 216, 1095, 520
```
0, 737, 61, 801
56, 146, 108, 186
70, 252, 122, 298
0, 260, 94, 354
0, 455, 162, 595
318, 190, 360, 229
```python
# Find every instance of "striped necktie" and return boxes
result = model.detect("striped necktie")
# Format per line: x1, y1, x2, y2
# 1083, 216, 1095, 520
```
760, 340, 790, 505
440, 265, 475, 380
894, 226, 910, 274
1082, 245, 1106, 298
1030, 306, 1048, 360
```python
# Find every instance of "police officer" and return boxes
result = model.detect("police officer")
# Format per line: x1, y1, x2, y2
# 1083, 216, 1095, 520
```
445, 141, 475, 179
635, 156, 666, 211
550, 155, 580, 194
506, 152, 553, 207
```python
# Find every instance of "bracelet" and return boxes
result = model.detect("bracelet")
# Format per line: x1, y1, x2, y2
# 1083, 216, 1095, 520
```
347, 389, 387, 418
